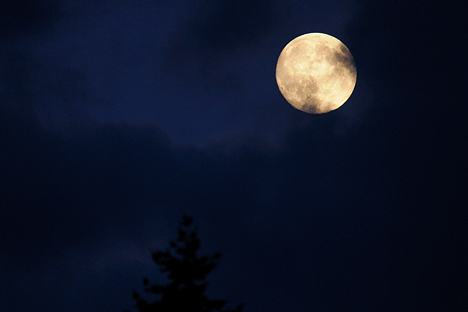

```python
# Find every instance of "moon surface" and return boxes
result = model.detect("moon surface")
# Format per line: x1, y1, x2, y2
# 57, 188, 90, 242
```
276, 33, 357, 114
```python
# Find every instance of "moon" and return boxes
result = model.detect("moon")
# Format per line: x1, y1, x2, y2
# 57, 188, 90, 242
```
276, 33, 357, 114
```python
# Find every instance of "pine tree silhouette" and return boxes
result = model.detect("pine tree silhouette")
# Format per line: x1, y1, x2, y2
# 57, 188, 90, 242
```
128, 215, 244, 312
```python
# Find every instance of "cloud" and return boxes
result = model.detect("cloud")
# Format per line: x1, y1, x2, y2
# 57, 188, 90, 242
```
169, 0, 284, 53
0, 0, 60, 39
0, 99, 401, 311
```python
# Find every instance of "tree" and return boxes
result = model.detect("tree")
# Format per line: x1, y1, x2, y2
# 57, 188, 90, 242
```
128, 215, 244, 312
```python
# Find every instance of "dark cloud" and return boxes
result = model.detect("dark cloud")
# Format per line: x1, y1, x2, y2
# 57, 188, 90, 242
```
170, 0, 284, 53
0, 47, 92, 133
343, 1, 468, 309
0, 71, 409, 311
0, 0, 60, 38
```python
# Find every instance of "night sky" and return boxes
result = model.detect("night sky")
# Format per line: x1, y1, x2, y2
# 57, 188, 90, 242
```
1, 0, 467, 311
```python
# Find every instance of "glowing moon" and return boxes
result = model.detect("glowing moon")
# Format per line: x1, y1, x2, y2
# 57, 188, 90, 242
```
276, 33, 357, 114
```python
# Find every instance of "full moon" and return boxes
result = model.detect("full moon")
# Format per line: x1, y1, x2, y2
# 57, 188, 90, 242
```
276, 33, 357, 114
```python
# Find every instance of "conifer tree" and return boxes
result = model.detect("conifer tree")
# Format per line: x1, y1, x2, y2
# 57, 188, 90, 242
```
129, 215, 244, 312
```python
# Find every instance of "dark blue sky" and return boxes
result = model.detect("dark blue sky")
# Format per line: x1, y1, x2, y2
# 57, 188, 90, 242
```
1, 1, 466, 311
